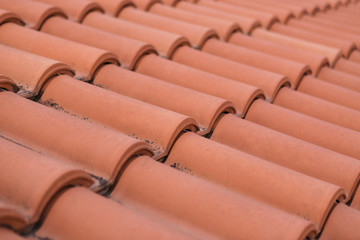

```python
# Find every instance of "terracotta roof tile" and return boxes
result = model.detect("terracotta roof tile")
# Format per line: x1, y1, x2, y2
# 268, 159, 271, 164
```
0, 92, 152, 190
217, 0, 297, 23
112, 155, 316, 239
321, 203, 360, 239
35, 0, 104, 22
0, 228, 27, 240
0, 136, 93, 230
0, 44, 73, 97
211, 114, 360, 201
0, 75, 19, 92
0, 23, 118, 81
36, 187, 200, 240
196, 0, 280, 28
83, 11, 189, 58
93, 64, 236, 135
252, 28, 344, 67
117, 5, 219, 48
0, 0, 65, 29
270, 24, 357, 58
0, 8, 24, 26
146, 2, 241, 41
298, 75, 360, 111
246, 99, 360, 160
0, 0, 360, 238
135, 54, 264, 115
40, 74, 198, 159
174, 1, 261, 34
40, 16, 156, 70
165, 132, 344, 231
0, 202, 26, 231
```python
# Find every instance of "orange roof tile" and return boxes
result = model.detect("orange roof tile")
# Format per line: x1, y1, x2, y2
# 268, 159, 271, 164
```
0, 0, 360, 238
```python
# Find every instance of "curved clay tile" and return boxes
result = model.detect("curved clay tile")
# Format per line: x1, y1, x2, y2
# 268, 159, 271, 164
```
83, 11, 189, 58
0, 9, 24, 26
349, 51, 360, 64
317, 67, 360, 92
175, 1, 261, 34
202, 38, 311, 88
334, 58, 360, 78
148, 3, 241, 41
113, 155, 317, 239
94, 65, 236, 135
0, 44, 73, 98
270, 24, 357, 58
117, 6, 219, 49
352, 189, 360, 210
298, 75, 360, 111
287, 19, 360, 49
228, 33, 329, 76
37, 187, 196, 240
41, 17, 156, 70
0, 92, 153, 189
0, 202, 26, 230
0, 0, 66, 29
196, 0, 280, 29
274, 88, 360, 132
245, 99, 360, 160
165, 132, 345, 230
321, 204, 360, 240
0, 23, 118, 82
40, 75, 198, 159
301, 15, 360, 38
135, 54, 264, 116
0, 75, 19, 93
171, 45, 289, 101
247, 0, 309, 18
131, 0, 162, 10
92, 0, 135, 16
252, 28, 343, 67
0, 137, 93, 228
211, 114, 360, 202
218, 0, 296, 23
35, 0, 104, 22
0, 228, 26, 240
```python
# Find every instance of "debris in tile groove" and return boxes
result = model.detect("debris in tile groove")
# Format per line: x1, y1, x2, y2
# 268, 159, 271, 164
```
128, 133, 163, 155
40, 99, 91, 122
169, 162, 193, 175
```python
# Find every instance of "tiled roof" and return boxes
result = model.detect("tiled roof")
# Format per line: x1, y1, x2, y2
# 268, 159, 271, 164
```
0, 0, 360, 239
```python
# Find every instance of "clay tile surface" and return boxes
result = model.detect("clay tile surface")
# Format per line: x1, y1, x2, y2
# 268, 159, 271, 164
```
0, 92, 152, 189
175, 1, 262, 34
35, 0, 104, 22
0, 137, 93, 229
196, 0, 280, 28
117, 5, 219, 49
147, 3, 241, 41
94, 64, 236, 135
0, 23, 118, 81
40, 74, 199, 159
0, 44, 73, 97
0, 228, 27, 240
93, 0, 135, 16
2, 0, 360, 238
0, 201, 26, 230
40, 16, 156, 70
0, 75, 19, 92
83, 11, 189, 58
112, 155, 316, 240
0, 0, 65, 29
0, 8, 24, 26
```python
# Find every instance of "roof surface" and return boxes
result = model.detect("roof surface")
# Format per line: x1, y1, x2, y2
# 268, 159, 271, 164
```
0, 0, 360, 239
